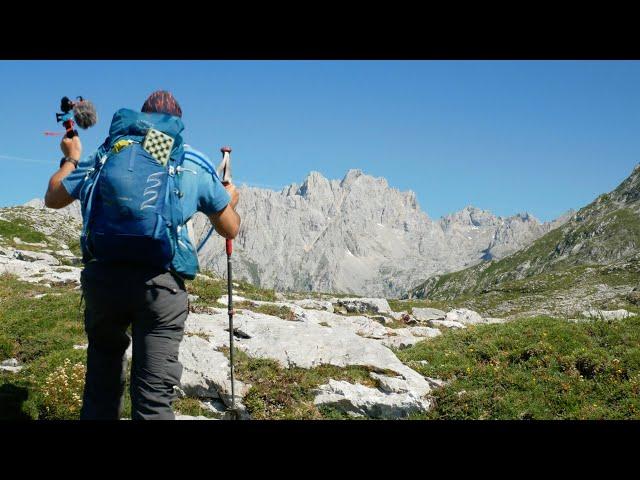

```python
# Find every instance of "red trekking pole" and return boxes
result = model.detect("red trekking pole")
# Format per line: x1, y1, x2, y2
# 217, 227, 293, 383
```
218, 146, 237, 419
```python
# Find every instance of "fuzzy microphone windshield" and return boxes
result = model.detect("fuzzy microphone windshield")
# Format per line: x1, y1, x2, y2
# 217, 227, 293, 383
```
73, 100, 97, 129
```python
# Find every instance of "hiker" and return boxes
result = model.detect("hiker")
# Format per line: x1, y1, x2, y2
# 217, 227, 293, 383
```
44, 90, 240, 420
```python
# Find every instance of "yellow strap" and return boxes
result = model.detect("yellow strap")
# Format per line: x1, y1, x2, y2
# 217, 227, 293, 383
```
111, 139, 134, 153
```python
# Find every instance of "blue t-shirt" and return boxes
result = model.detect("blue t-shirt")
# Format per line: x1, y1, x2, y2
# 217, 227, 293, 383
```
62, 143, 230, 274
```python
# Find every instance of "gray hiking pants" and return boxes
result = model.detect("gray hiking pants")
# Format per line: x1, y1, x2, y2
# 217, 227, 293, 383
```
79, 262, 188, 420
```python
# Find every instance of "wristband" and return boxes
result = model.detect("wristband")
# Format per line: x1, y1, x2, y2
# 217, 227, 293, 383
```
60, 156, 79, 168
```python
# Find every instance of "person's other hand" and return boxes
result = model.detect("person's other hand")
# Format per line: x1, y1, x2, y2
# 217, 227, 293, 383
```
60, 135, 82, 161
224, 182, 239, 210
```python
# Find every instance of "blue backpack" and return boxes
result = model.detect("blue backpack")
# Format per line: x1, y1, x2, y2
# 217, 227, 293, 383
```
79, 108, 191, 275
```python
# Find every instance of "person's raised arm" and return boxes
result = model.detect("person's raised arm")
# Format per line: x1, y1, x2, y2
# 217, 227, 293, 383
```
44, 136, 81, 209
207, 183, 240, 239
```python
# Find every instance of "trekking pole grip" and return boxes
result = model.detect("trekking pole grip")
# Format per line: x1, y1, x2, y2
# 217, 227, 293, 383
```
226, 238, 233, 256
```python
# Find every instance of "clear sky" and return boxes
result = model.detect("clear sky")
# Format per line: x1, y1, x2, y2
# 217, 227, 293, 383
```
1, 60, 639, 222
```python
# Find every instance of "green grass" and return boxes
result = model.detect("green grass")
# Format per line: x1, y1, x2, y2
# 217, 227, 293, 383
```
0, 273, 88, 419
405, 255, 640, 318
397, 316, 640, 419
185, 270, 279, 307
185, 273, 226, 307
0, 273, 85, 363
0, 218, 48, 245
234, 278, 277, 302
235, 301, 296, 320
388, 298, 452, 313
67, 238, 82, 257
173, 397, 220, 419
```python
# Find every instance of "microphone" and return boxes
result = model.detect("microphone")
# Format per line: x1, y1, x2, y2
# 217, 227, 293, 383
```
72, 99, 97, 129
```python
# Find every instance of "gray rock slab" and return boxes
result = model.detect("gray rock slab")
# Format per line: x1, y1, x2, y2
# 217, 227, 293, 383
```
412, 307, 446, 321
314, 379, 431, 419
335, 298, 392, 315
428, 319, 466, 329
581, 309, 636, 321
445, 308, 484, 325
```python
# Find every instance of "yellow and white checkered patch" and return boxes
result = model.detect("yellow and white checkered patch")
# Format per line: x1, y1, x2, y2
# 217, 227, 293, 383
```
142, 128, 175, 166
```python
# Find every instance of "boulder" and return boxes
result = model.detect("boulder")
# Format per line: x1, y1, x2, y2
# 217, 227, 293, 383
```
295, 308, 390, 339
407, 326, 442, 338
626, 288, 640, 305
199, 399, 229, 418
0, 255, 80, 285
370, 314, 393, 325
313, 379, 431, 419
0, 366, 23, 373
14, 250, 60, 266
185, 310, 433, 398
389, 310, 408, 321
178, 335, 251, 416
292, 299, 334, 312
334, 297, 392, 315
217, 295, 248, 305
580, 309, 636, 321
428, 319, 466, 329
0, 359, 22, 373
175, 415, 215, 420
381, 334, 425, 350
445, 308, 484, 325
412, 307, 446, 322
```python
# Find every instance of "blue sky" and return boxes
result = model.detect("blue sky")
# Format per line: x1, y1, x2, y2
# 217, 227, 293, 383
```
1, 60, 639, 222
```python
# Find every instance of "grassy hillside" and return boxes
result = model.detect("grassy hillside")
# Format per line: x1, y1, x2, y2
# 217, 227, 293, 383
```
408, 165, 640, 318
399, 316, 640, 419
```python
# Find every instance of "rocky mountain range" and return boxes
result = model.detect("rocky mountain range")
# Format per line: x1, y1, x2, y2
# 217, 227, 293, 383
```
22, 169, 569, 298
191, 169, 570, 297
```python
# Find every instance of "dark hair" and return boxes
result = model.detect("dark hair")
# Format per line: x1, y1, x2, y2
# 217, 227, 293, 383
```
141, 90, 182, 117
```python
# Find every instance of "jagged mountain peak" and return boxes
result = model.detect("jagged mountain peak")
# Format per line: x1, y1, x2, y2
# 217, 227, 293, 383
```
297, 171, 331, 197
609, 162, 640, 205
339, 169, 390, 190
341, 168, 364, 184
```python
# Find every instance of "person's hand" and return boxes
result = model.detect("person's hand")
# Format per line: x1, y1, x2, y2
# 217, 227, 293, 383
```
60, 135, 82, 161
224, 182, 239, 210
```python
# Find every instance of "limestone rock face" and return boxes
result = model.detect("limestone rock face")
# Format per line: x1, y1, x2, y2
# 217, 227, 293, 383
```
178, 334, 251, 418
313, 379, 432, 419
190, 171, 559, 297
181, 306, 437, 418
0, 252, 81, 285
